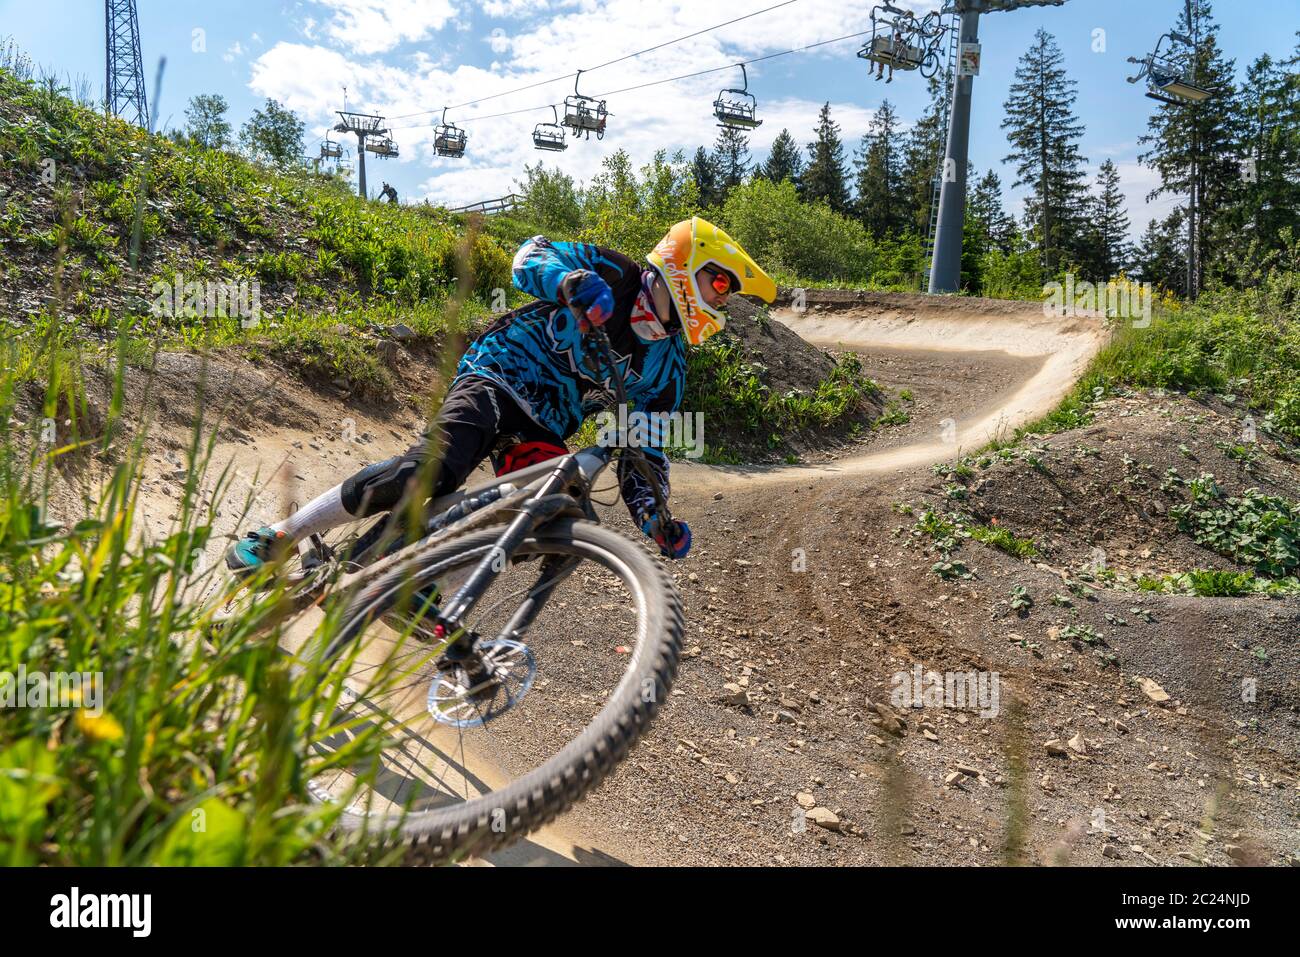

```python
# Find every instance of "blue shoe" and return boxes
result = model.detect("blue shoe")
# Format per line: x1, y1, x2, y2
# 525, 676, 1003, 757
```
225, 526, 290, 576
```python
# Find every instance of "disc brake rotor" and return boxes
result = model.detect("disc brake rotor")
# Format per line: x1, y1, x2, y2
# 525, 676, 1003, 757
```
427, 639, 537, 729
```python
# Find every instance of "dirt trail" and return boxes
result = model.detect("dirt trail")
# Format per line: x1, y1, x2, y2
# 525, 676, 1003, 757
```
674, 299, 1106, 492
475, 300, 1110, 864
486, 298, 1105, 864
534, 299, 1112, 865
93, 294, 1123, 866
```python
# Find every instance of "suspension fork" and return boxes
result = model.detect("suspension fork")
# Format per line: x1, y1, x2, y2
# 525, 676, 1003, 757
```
494, 553, 583, 644
435, 455, 583, 646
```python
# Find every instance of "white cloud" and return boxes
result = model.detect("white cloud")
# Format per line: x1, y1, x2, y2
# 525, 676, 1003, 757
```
312, 0, 458, 55
482, 0, 554, 18
247, 1, 923, 206
223, 41, 245, 64
1112, 158, 1180, 238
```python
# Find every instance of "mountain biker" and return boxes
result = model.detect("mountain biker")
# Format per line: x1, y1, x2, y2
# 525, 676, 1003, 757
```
225, 216, 776, 575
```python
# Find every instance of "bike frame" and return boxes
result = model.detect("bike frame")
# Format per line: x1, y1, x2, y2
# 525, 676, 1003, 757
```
322, 325, 674, 667
434, 326, 672, 647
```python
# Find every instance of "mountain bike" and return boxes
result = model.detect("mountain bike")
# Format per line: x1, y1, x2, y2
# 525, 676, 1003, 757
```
223, 325, 684, 863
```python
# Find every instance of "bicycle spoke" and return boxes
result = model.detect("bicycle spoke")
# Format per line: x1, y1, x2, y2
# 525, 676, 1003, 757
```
300, 524, 673, 854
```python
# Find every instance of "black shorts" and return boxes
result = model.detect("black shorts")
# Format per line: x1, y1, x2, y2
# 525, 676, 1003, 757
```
339, 376, 567, 518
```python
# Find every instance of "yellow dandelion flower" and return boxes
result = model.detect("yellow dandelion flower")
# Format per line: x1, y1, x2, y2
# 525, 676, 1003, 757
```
76, 711, 124, 742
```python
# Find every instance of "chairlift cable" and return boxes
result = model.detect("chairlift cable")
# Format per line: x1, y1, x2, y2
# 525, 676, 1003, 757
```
582, 0, 801, 74
385, 27, 872, 131
386, 0, 802, 121
590, 29, 872, 99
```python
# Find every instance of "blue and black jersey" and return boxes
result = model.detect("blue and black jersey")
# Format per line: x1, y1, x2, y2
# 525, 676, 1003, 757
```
455, 236, 686, 521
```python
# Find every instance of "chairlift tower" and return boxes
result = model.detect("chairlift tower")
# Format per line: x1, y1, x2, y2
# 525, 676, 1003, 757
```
105, 0, 149, 127
333, 110, 389, 199
927, 0, 1067, 294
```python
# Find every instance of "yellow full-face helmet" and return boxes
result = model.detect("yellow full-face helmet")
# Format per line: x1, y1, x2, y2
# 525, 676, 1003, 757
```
647, 216, 777, 345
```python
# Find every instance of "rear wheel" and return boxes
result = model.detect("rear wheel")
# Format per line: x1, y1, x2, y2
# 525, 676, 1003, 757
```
295, 518, 683, 863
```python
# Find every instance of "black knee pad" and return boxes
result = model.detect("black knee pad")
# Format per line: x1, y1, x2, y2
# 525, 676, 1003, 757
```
341, 455, 423, 516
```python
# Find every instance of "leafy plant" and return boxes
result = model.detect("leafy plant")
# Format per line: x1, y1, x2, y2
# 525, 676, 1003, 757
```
1009, 585, 1033, 613
970, 524, 1039, 559
932, 559, 973, 580
1171, 486, 1300, 577
1058, 624, 1104, 645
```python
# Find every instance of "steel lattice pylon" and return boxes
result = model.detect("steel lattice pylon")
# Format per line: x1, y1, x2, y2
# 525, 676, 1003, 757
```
105, 0, 148, 127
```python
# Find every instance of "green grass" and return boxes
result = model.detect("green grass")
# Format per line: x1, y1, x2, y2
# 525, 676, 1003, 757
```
990, 251, 1300, 451
684, 338, 879, 439
969, 524, 1040, 559
877, 401, 910, 427
0, 66, 514, 366
1134, 569, 1300, 597
1182, 569, 1258, 597
0, 334, 408, 865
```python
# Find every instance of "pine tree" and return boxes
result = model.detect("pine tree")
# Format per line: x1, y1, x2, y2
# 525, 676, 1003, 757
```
713, 125, 751, 198
853, 100, 905, 239
1001, 29, 1090, 278
967, 169, 1015, 257
1136, 0, 1239, 296
691, 146, 722, 208
1136, 210, 1188, 291
1219, 44, 1300, 274
900, 73, 949, 235
758, 128, 803, 185
1085, 160, 1133, 279
802, 102, 851, 213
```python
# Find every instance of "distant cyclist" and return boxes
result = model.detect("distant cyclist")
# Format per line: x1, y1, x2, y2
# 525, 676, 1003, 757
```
226, 217, 776, 574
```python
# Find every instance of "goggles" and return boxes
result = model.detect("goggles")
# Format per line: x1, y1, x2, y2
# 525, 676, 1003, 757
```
702, 266, 736, 297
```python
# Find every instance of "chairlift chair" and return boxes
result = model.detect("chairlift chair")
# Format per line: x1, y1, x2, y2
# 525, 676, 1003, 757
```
1127, 23, 1212, 105
713, 64, 762, 129
562, 70, 609, 140
857, 3, 927, 73
532, 105, 568, 151
320, 138, 342, 160
434, 126, 466, 157
434, 107, 468, 158
365, 135, 398, 158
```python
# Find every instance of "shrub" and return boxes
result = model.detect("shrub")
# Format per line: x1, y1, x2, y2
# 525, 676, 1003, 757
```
719, 178, 876, 285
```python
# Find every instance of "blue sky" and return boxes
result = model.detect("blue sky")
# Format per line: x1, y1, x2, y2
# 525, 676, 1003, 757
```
3, 0, 1296, 240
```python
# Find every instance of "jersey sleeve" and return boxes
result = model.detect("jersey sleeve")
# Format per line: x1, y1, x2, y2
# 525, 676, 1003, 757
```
511, 236, 640, 305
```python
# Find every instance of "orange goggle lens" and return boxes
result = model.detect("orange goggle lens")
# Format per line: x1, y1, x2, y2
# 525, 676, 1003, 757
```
705, 268, 734, 296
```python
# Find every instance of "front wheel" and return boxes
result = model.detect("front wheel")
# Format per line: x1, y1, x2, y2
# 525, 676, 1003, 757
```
297, 519, 683, 863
